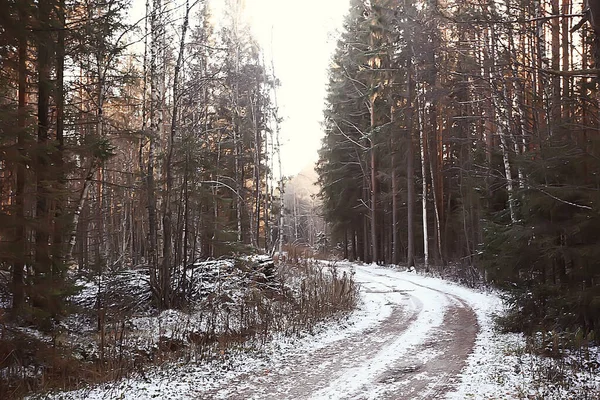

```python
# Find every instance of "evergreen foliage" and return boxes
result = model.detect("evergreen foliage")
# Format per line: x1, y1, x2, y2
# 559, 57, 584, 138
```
317, 0, 600, 335
0, 0, 281, 327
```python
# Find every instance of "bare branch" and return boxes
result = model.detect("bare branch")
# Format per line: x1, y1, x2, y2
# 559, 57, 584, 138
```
543, 68, 600, 76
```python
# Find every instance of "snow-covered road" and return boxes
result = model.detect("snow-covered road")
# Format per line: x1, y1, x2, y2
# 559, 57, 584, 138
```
198, 263, 482, 399
52, 262, 600, 399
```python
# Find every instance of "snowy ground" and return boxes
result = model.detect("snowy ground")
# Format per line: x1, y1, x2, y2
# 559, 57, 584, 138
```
42, 262, 600, 400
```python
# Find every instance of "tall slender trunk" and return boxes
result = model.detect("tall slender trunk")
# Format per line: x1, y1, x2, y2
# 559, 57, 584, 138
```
231, 3, 244, 243
363, 203, 369, 262
428, 138, 443, 267
369, 97, 378, 263
13, 6, 28, 313
234, 129, 242, 242
490, 25, 518, 223
406, 59, 416, 268
161, 0, 191, 307
277, 134, 284, 256
263, 103, 270, 252
138, 0, 150, 266
391, 106, 399, 265
270, 50, 284, 257
418, 94, 429, 270
534, 0, 548, 140
212, 139, 221, 257
53, 0, 66, 274
426, 0, 442, 265
498, 107, 517, 223
251, 94, 261, 248
561, 0, 571, 123
551, 0, 561, 133
67, 166, 95, 261
181, 156, 190, 297
35, 0, 53, 320
505, 15, 525, 188
148, 0, 163, 300
35, 7, 50, 248
293, 192, 299, 241
233, 83, 243, 243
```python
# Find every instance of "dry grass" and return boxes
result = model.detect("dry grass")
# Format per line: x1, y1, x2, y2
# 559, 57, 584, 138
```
280, 244, 333, 263
0, 258, 359, 399
505, 331, 600, 399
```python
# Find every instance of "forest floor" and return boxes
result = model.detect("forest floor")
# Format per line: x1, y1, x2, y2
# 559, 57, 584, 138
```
46, 262, 600, 400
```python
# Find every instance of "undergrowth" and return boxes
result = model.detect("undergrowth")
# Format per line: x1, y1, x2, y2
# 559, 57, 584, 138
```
502, 331, 600, 399
0, 259, 358, 399
495, 307, 600, 399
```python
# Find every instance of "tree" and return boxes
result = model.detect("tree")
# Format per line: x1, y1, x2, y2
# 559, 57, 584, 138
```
318, 0, 600, 334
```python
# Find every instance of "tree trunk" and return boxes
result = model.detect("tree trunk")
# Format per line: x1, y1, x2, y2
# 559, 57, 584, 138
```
551, 0, 562, 133
12, 6, 28, 314
391, 106, 399, 265
369, 96, 378, 263
35, 0, 52, 309
148, 0, 163, 302
428, 138, 443, 268
161, 0, 192, 308
490, 24, 517, 223
407, 59, 416, 268
52, 0, 66, 274
252, 93, 261, 248
418, 94, 429, 271
67, 166, 95, 262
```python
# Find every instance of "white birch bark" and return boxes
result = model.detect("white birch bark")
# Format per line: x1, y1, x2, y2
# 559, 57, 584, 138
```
489, 25, 518, 224
67, 166, 95, 261
497, 84, 518, 224
161, 0, 193, 307
148, 0, 164, 294
418, 91, 429, 269
270, 49, 285, 257
231, 0, 243, 243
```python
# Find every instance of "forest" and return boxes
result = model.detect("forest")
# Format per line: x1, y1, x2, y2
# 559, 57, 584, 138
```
1, 0, 600, 397
0, 0, 286, 316
318, 0, 600, 336
0, 0, 308, 395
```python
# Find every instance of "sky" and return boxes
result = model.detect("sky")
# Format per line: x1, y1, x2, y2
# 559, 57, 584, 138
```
242, 0, 350, 176
131, 0, 350, 177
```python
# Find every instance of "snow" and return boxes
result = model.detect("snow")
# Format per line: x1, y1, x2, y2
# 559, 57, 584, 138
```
41, 262, 600, 399
448, 327, 600, 400
0, 270, 11, 308
353, 264, 600, 400
311, 266, 449, 398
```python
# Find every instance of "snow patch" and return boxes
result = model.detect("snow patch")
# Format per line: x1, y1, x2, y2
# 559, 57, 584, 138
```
42, 262, 600, 399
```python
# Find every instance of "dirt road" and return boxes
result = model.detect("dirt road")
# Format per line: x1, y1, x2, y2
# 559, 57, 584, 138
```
199, 264, 479, 400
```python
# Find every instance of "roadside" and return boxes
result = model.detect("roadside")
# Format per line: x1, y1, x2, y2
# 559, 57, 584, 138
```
43, 262, 600, 399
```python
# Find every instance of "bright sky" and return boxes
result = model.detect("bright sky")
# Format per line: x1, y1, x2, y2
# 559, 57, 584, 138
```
131, 0, 350, 177
242, 0, 350, 176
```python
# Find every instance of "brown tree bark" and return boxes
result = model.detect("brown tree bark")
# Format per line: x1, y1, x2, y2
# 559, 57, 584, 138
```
52, 0, 66, 274
148, 0, 163, 304
34, 0, 53, 322
12, 4, 28, 314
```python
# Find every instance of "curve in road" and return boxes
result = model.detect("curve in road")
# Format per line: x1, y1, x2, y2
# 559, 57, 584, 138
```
200, 263, 479, 400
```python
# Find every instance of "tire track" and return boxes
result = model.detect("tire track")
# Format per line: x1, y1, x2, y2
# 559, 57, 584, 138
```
196, 264, 479, 400
311, 266, 451, 399
349, 267, 479, 400
199, 276, 421, 400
